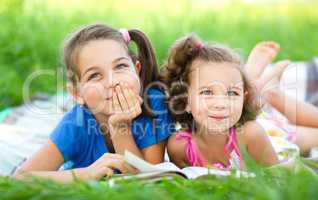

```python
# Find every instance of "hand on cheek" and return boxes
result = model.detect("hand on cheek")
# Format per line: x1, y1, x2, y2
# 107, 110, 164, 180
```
108, 83, 143, 128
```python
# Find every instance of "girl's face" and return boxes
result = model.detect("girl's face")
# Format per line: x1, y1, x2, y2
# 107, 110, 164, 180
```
74, 39, 141, 115
187, 60, 244, 133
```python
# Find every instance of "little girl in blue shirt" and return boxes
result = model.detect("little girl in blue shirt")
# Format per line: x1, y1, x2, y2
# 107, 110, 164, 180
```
15, 24, 174, 182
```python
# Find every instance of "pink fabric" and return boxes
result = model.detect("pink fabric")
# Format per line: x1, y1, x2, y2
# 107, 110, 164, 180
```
224, 127, 245, 169
119, 29, 131, 43
176, 127, 244, 170
196, 41, 204, 50
176, 132, 206, 167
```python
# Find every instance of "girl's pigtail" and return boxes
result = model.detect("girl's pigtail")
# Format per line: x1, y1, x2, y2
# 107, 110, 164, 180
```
128, 29, 159, 117
128, 29, 158, 87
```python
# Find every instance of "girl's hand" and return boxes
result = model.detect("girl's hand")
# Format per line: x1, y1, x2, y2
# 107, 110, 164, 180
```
108, 83, 143, 127
84, 153, 138, 181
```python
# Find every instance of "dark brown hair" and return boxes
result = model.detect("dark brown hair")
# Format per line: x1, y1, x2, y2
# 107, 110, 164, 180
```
63, 23, 159, 117
159, 34, 260, 131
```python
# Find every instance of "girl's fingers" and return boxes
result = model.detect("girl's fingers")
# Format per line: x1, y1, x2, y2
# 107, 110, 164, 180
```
105, 158, 137, 174
127, 87, 139, 107
110, 83, 142, 121
127, 88, 142, 117
116, 84, 129, 111
120, 161, 138, 174
124, 88, 136, 118
95, 153, 121, 167
121, 83, 138, 105
112, 85, 122, 113
119, 83, 132, 110
121, 84, 139, 115
102, 153, 124, 160
100, 166, 114, 178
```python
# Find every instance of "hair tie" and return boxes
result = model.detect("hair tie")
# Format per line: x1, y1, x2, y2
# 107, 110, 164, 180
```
196, 41, 204, 50
119, 28, 131, 43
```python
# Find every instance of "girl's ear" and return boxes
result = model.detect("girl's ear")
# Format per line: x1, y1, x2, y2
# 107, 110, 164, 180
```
135, 61, 141, 75
67, 83, 84, 105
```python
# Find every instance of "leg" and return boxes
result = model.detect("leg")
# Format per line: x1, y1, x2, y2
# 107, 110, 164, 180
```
294, 126, 318, 156
245, 41, 280, 79
246, 42, 318, 127
266, 91, 318, 128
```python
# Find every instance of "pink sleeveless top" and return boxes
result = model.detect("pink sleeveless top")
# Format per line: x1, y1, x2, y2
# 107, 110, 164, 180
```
176, 127, 245, 170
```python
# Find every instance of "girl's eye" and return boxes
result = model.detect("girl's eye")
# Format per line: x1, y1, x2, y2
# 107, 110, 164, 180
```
227, 91, 239, 96
115, 64, 129, 70
88, 73, 101, 81
200, 89, 213, 95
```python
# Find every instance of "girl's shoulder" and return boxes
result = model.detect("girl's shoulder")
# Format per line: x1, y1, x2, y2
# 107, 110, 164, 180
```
237, 120, 267, 145
52, 103, 101, 138
168, 131, 191, 146
167, 131, 190, 167
60, 104, 96, 126
59, 104, 82, 120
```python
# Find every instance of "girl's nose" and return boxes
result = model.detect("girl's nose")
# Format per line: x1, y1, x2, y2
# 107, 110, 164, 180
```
102, 76, 119, 89
212, 96, 227, 110
101, 71, 121, 88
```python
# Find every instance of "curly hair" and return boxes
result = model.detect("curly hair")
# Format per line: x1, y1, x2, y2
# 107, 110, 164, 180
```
159, 34, 260, 131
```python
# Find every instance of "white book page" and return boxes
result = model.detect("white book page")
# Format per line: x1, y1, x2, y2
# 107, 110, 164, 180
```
124, 151, 158, 173
124, 151, 254, 179
181, 167, 230, 179
154, 162, 182, 172
124, 151, 182, 174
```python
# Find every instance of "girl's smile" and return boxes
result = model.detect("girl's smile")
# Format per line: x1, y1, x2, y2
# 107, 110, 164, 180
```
208, 115, 229, 121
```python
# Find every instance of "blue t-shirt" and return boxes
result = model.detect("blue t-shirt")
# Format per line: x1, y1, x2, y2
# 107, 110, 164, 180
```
50, 87, 174, 169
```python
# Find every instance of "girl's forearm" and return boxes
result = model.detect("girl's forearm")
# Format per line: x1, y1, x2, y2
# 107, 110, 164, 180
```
110, 124, 144, 159
14, 168, 90, 183
265, 90, 318, 127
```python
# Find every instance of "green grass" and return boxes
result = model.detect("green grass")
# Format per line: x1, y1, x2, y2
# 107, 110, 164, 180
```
1, 1, 318, 198
0, 0, 318, 110
2, 147, 318, 199
1, 161, 318, 200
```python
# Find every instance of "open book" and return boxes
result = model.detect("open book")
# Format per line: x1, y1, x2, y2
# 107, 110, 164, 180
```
108, 151, 255, 183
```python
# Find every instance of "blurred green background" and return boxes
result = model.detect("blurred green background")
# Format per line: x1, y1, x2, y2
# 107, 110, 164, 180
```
0, 0, 317, 109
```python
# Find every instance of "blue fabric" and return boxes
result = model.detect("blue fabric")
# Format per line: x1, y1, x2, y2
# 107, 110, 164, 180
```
0, 108, 12, 122
50, 87, 174, 169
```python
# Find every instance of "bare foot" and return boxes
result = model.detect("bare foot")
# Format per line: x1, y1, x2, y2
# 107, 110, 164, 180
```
245, 41, 280, 79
